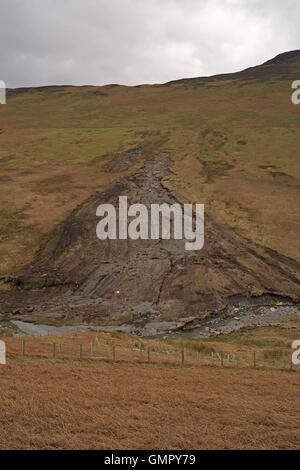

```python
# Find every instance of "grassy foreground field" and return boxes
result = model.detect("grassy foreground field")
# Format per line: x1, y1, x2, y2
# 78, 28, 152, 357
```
1, 316, 300, 450
0, 357, 299, 450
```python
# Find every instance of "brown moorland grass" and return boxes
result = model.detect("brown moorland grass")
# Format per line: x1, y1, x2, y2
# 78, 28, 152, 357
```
0, 359, 299, 450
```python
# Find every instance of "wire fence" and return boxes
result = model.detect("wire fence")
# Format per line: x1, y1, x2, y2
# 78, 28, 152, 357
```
2, 332, 299, 372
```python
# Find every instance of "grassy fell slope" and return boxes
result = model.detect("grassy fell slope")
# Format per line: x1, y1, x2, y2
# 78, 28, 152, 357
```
0, 50, 299, 280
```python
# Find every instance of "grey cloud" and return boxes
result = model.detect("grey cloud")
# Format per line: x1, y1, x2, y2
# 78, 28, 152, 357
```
0, 0, 299, 88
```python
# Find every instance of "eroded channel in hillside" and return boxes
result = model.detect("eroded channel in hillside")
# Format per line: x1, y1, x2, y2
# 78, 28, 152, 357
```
0, 151, 300, 338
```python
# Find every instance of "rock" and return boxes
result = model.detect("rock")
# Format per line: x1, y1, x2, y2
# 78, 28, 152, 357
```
12, 309, 23, 315
178, 316, 196, 323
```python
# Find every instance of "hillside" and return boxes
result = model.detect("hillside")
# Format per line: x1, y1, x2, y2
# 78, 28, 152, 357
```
0, 51, 299, 332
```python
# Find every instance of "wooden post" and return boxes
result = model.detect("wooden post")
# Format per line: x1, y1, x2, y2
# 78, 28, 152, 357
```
90, 342, 93, 355
221, 352, 224, 367
112, 345, 116, 361
22, 339, 25, 356
80, 344, 83, 358
0, 340, 6, 365
59, 343, 62, 354
291, 359, 293, 370
253, 351, 256, 369
181, 348, 185, 365
53, 342, 56, 359
147, 347, 150, 361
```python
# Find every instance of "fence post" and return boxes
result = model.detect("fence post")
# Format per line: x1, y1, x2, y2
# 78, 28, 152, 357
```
112, 345, 116, 361
22, 339, 25, 356
59, 343, 62, 354
253, 351, 256, 369
53, 342, 56, 359
147, 346, 150, 361
80, 344, 83, 359
90, 342, 93, 355
0, 341, 6, 365
221, 352, 224, 367
181, 348, 185, 365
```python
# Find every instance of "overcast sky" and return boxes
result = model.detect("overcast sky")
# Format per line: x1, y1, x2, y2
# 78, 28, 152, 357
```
0, 0, 299, 88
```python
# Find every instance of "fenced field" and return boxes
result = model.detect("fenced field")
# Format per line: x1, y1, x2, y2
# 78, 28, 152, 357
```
1, 327, 300, 450
2, 330, 299, 372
